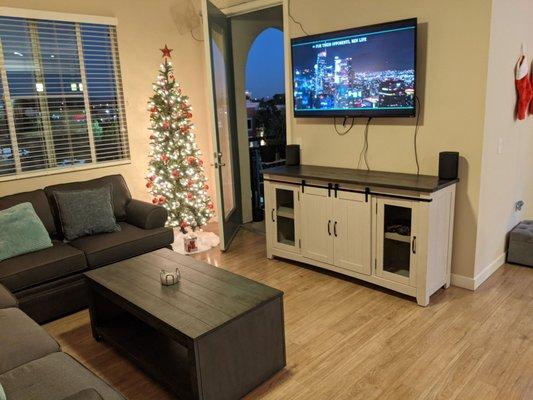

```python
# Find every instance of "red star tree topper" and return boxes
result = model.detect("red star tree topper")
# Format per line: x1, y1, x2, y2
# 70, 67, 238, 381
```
147, 47, 214, 232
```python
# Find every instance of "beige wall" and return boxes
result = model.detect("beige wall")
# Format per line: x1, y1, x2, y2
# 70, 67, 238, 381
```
286, 0, 493, 278
474, 0, 533, 277
231, 6, 283, 223
0, 0, 216, 208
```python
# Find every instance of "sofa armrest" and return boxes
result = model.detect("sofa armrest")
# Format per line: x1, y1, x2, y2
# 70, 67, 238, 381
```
0, 283, 18, 309
126, 199, 168, 230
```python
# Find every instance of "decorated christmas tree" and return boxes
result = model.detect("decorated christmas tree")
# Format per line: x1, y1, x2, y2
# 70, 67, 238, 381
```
147, 45, 214, 232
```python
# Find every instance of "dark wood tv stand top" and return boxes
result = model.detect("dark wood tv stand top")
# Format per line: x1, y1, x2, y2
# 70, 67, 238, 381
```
263, 164, 458, 193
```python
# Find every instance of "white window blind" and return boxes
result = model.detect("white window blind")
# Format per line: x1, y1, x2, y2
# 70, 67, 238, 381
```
0, 14, 129, 179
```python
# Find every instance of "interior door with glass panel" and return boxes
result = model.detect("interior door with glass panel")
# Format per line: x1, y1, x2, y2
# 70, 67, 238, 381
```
268, 182, 300, 254
375, 197, 417, 286
202, 0, 242, 251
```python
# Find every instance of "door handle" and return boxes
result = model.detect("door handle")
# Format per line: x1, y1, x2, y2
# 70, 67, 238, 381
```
327, 220, 331, 236
271, 209, 275, 222
412, 236, 417, 254
334, 221, 338, 237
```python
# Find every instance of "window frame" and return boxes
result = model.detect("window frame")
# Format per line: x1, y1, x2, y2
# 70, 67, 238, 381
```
0, 7, 130, 182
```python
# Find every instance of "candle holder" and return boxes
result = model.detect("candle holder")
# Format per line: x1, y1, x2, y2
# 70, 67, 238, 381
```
160, 268, 181, 286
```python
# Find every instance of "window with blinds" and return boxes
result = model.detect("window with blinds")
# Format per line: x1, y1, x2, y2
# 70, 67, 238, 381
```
0, 15, 129, 179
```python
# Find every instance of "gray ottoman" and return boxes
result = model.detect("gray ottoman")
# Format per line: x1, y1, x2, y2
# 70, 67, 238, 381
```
508, 221, 533, 267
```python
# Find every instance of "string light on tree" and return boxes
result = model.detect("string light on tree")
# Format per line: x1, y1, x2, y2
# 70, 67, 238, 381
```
147, 44, 214, 232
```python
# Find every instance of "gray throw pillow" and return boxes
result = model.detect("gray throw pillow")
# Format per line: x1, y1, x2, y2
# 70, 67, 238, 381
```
54, 185, 121, 241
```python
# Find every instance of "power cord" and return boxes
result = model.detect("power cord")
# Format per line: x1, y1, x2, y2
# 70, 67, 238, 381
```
333, 116, 355, 135
288, 0, 310, 35
356, 117, 372, 170
413, 96, 421, 175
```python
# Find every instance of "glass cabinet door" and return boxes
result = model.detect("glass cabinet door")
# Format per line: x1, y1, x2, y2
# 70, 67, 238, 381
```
269, 184, 300, 253
375, 198, 417, 286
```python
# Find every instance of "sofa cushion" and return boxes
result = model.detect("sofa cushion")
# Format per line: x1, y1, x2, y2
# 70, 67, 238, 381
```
0, 243, 87, 292
70, 222, 174, 268
45, 175, 132, 237
53, 186, 121, 241
0, 308, 60, 374
0, 284, 17, 309
0, 352, 123, 400
0, 203, 53, 262
0, 189, 56, 236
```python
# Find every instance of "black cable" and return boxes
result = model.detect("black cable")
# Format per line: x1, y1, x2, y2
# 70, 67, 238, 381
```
414, 96, 421, 175
356, 117, 372, 170
333, 116, 355, 136
288, 0, 310, 35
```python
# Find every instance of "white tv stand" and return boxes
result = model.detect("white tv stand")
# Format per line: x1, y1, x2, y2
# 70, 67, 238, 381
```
263, 165, 457, 306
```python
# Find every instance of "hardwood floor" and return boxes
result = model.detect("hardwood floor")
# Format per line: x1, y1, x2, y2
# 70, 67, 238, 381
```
44, 228, 533, 400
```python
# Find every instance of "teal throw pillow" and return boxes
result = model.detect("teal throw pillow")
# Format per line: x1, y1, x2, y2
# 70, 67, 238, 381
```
0, 202, 52, 262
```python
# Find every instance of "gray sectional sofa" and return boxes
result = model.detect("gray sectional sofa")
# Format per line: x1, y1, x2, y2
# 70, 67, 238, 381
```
0, 175, 174, 324
0, 283, 123, 400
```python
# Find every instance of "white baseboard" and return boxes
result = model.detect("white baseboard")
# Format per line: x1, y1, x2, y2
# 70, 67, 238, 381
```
451, 252, 506, 291
473, 252, 506, 290
451, 273, 475, 290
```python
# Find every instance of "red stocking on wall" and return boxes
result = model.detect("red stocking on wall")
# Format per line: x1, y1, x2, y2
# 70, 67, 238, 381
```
530, 61, 533, 116
516, 55, 532, 120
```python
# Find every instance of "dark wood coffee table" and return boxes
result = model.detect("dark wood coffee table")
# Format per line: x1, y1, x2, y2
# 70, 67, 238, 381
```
84, 248, 285, 400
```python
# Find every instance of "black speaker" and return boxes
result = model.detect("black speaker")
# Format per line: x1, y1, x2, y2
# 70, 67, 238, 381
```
439, 151, 459, 180
286, 144, 300, 166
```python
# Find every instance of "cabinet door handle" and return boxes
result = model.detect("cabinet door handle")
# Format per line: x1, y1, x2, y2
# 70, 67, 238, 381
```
412, 236, 417, 254
334, 221, 338, 237
328, 220, 331, 236
271, 209, 275, 222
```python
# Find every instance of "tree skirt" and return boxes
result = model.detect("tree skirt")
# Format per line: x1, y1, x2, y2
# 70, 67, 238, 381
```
172, 229, 220, 255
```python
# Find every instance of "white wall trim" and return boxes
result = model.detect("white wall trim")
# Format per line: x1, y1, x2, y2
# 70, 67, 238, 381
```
473, 252, 506, 289
451, 273, 475, 290
0, 7, 118, 25
451, 252, 507, 291
221, 0, 282, 16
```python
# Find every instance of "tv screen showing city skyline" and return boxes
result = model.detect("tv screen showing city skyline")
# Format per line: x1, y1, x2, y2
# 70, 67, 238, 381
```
291, 19, 416, 117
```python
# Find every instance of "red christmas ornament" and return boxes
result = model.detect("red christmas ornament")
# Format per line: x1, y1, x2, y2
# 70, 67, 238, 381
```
160, 44, 173, 58
158, 196, 166, 205
149, 175, 156, 181
149, 134, 155, 140
188, 179, 194, 187
187, 192, 193, 200
180, 125, 189, 133
180, 221, 188, 229
204, 184, 209, 190
208, 202, 214, 210
146, 181, 153, 189
181, 103, 189, 110
162, 121, 170, 130
187, 112, 193, 119
150, 106, 157, 113
199, 160, 204, 166
187, 156, 196, 165
152, 198, 158, 205
161, 154, 169, 163
172, 169, 180, 178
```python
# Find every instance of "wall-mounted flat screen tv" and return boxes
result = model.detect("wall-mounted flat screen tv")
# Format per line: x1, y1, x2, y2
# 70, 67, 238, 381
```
291, 18, 417, 118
